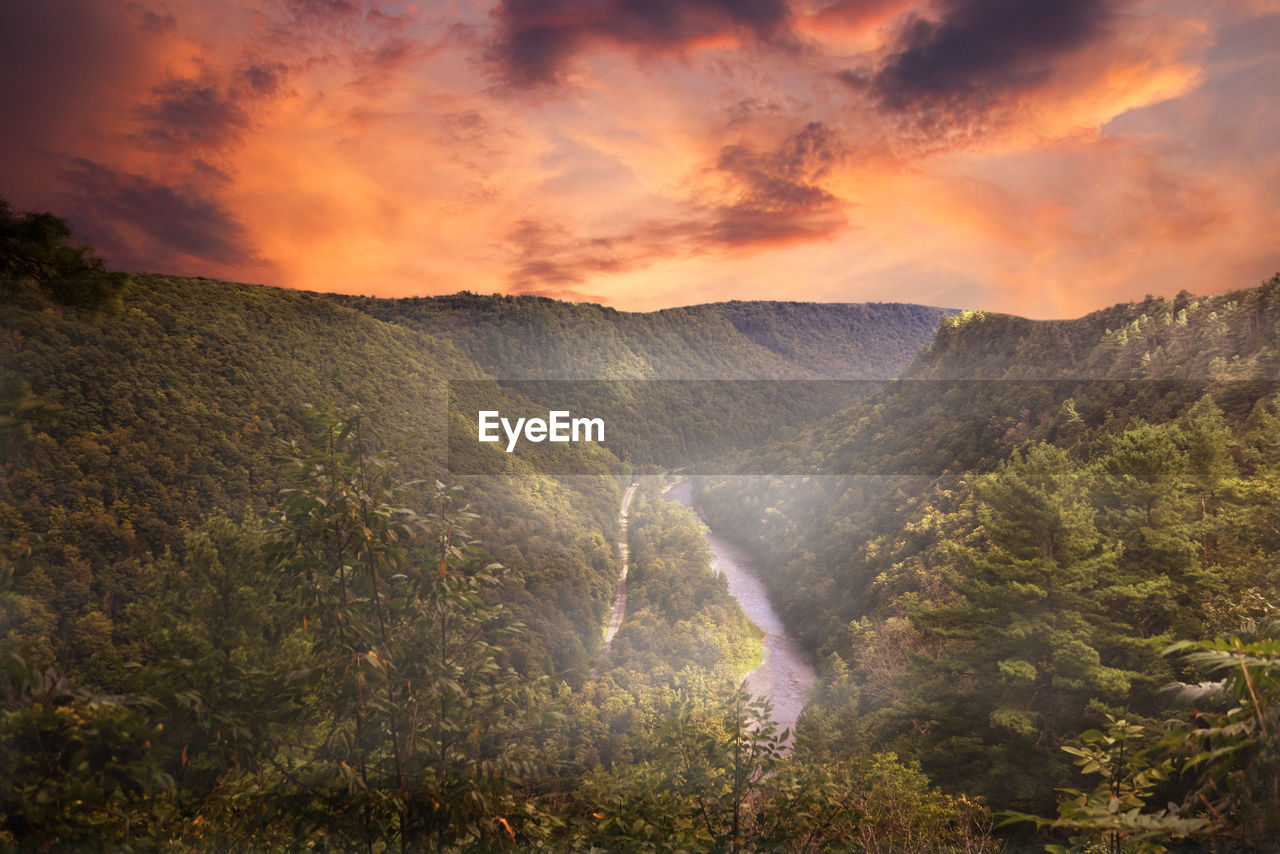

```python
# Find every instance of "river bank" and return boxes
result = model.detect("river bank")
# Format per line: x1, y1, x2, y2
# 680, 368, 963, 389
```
663, 479, 816, 740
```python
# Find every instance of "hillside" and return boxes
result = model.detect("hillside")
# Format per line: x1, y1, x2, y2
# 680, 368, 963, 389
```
0, 273, 633, 681
0, 218, 971, 850
345, 292, 947, 471
695, 274, 1280, 824
6, 201, 1277, 849
1, 266, 946, 680
682, 300, 950, 380
908, 282, 1280, 380
340, 292, 945, 380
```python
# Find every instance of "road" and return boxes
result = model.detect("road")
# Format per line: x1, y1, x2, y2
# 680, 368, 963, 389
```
601, 480, 638, 652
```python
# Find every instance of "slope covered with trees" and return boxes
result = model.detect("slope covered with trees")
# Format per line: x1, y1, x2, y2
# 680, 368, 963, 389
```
0, 265, 628, 685
2, 201, 979, 850
691, 299, 950, 380
5, 198, 1278, 850
340, 292, 945, 380
344, 293, 948, 472
696, 275, 1280, 846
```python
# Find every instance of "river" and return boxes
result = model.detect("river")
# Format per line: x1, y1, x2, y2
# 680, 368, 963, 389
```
663, 480, 816, 741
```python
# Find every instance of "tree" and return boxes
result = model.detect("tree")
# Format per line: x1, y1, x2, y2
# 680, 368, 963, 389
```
579, 686, 784, 852
0, 654, 172, 850
270, 409, 537, 851
1008, 715, 1207, 854
0, 371, 59, 460
909, 444, 1128, 809
1162, 623, 1280, 848
0, 199, 129, 312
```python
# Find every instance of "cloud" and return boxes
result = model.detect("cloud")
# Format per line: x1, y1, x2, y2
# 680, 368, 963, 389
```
840, 0, 1114, 139
348, 37, 433, 89
135, 58, 294, 155
140, 9, 177, 34
274, 0, 414, 37
703, 121, 847, 247
507, 219, 637, 288
57, 159, 262, 273
490, 0, 793, 87
283, 0, 361, 19
505, 122, 849, 290
137, 79, 251, 151
801, 0, 917, 39
237, 62, 290, 98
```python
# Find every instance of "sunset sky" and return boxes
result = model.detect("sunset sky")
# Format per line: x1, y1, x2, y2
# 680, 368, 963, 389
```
2, 0, 1278, 317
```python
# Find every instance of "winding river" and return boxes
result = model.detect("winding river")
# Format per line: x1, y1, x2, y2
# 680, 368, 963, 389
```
664, 480, 816, 740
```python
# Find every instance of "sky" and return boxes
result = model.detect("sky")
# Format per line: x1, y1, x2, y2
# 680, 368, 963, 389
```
2, 0, 1278, 318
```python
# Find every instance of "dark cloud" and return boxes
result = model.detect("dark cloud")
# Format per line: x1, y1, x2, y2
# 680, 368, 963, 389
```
136, 62, 290, 154
57, 159, 259, 272
507, 219, 636, 288
844, 0, 1111, 120
703, 121, 847, 247
348, 38, 430, 89
140, 9, 177, 34
137, 80, 250, 151
491, 0, 793, 87
723, 97, 792, 128
284, 0, 361, 18
506, 122, 848, 289
237, 62, 290, 97
262, 0, 413, 62
277, 0, 412, 32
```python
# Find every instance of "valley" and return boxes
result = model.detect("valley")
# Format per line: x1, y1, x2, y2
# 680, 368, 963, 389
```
3, 208, 1280, 850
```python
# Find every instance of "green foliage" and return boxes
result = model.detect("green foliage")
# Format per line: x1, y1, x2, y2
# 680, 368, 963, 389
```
903, 445, 1134, 807
343, 292, 944, 381
696, 274, 1280, 825
760, 750, 998, 853
1007, 715, 1208, 854
6, 193, 1280, 849
264, 410, 540, 851
0, 655, 172, 850
1, 413, 555, 850
1162, 623, 1280, 847
0, 200, 130, 313
0, 267, 631, 684
910, 277, 1280, 381
0, 371, 59, 461
580, 688, 785, 852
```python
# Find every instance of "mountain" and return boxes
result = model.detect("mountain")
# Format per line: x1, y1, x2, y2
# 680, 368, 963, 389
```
5, 202, 1279, 848
1, 264, 946, 683
908, 282, 1280, 380
694, 274, 1280, 815
339, 292, 946, 380
686, 299, 951, 379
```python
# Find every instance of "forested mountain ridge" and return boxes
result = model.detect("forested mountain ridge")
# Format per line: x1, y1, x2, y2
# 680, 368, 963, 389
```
0, 272, 630, 681
1, 205, 979, 851
696, 273, 1280, 844
340, 292, 946, 380
907, 279, 1280, 380
688, 300, 950, 379
7, 199, 1277, 850
2, 225, 947, 687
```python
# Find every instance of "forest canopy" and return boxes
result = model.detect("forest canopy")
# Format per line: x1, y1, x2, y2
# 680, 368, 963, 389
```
3, 200, 1279, 850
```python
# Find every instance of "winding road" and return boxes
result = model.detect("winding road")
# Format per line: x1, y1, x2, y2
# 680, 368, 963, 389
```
595, 479, 813, 747
601, 480, 638, 652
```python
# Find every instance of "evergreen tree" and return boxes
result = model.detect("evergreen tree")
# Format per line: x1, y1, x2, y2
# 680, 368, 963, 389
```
911, 444, 1127, 809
